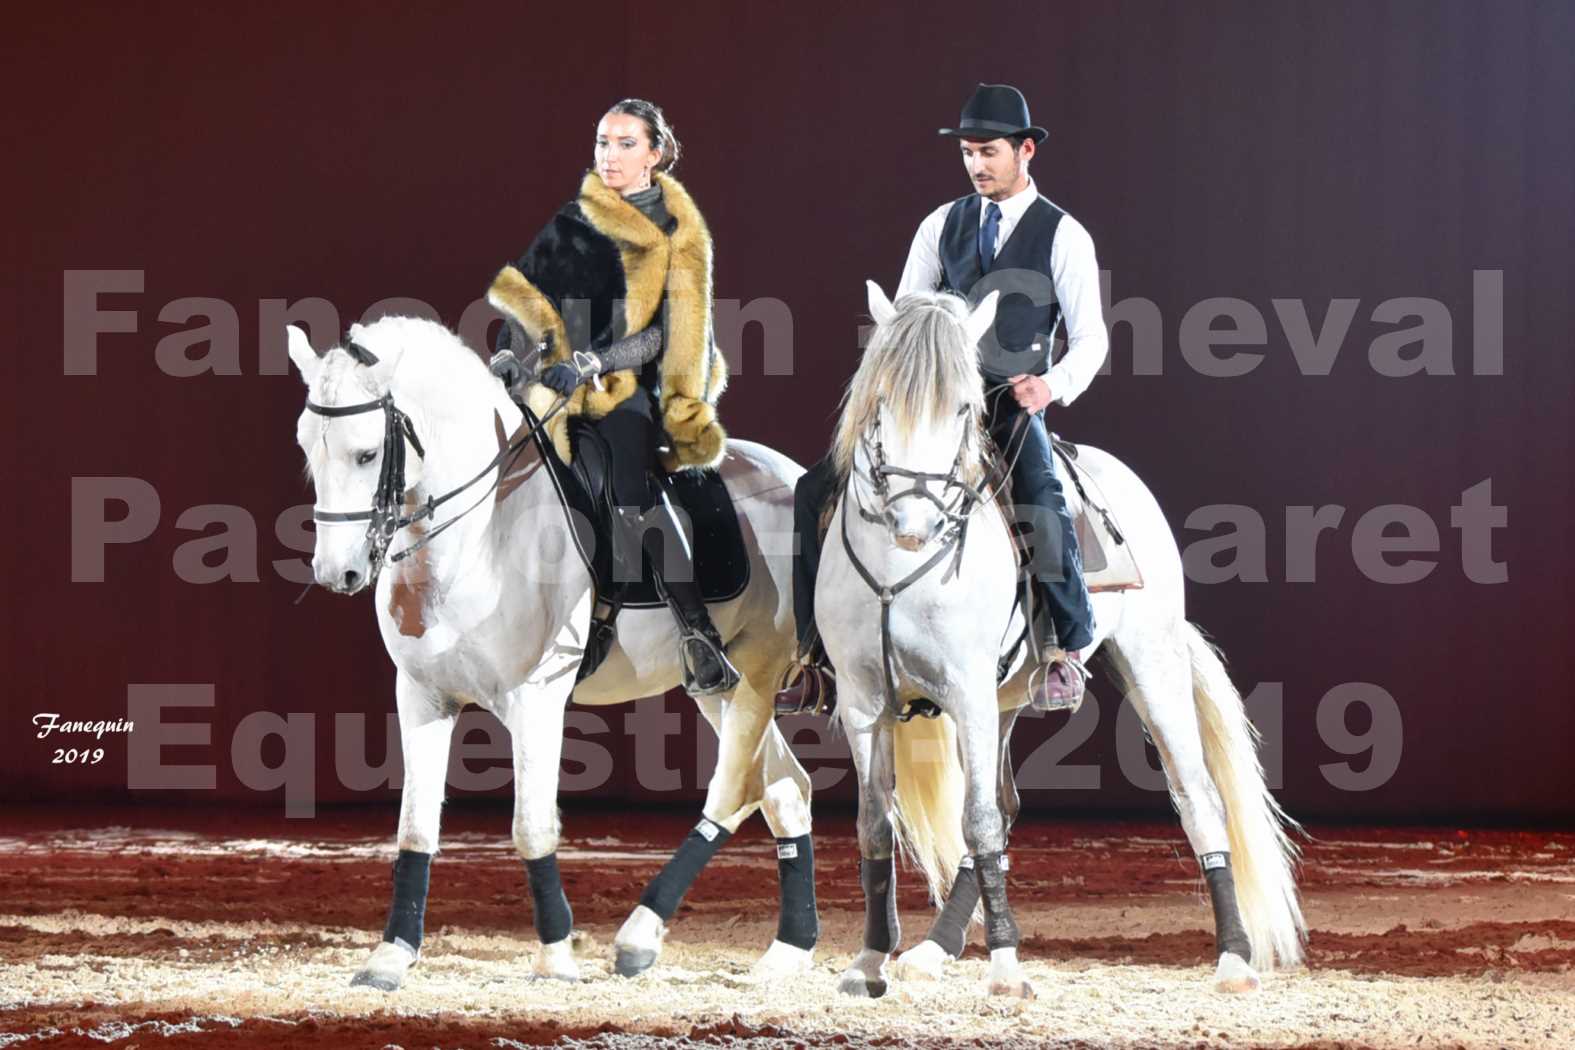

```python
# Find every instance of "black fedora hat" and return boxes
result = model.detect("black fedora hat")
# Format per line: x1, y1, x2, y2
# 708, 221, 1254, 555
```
938, 83, 1047, 144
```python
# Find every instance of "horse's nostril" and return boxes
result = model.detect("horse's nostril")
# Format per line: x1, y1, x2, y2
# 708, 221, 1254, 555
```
342, 570, 362, 591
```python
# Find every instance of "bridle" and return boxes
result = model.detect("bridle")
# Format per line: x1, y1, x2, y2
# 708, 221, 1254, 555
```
839, 401, 990, 716
838, 384, 1039, 716
849, 403, 986, 543
304, 340, 568, 585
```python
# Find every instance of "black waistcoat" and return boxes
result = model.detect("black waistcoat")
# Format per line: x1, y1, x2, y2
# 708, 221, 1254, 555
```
939, 193, 1065, 371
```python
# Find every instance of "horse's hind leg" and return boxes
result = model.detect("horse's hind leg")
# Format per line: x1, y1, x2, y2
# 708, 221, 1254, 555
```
1107, 630, 1258, 992
838, 713, 899, 998
738, 681, 820, 977
954, 687, 1033, 998
614, 680, 819, 978
351, 672, 457, 991
614, 686, 758, 976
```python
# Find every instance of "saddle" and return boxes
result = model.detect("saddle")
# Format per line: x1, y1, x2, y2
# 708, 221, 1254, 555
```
524, 414, 751, 606
509, 409, 750, 681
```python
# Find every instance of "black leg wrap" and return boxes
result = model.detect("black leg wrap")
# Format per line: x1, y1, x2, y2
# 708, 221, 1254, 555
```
640, 818, 732, 921
926, 857, 980, 958
524, 852, 574, 945
860, 857, 901, 953
974, 852, 1020, 951
1201, 852, 1253, 960
774, 835, 819, 950
382, 849, 431, 952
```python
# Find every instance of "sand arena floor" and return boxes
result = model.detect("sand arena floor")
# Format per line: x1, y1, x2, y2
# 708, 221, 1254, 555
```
1, 805, 1571, 1049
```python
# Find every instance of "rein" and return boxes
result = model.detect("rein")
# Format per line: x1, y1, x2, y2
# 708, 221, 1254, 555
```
306, 370, 568, 583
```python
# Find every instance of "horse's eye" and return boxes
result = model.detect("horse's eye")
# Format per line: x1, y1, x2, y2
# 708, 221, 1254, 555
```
356, 449, 378, 466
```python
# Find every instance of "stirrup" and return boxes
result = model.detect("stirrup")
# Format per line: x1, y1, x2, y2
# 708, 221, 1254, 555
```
679, 626, 740, 697
773, 659, 836, 718
1028, 647, 1091, 713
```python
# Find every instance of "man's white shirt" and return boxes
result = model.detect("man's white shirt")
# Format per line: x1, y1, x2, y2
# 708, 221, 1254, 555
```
896, 177, 1108, 406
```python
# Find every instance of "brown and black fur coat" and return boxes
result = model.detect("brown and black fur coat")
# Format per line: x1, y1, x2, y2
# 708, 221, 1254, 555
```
487, 171, 728, 470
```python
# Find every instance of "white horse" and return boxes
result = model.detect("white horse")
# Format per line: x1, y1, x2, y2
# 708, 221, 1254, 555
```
287, 315, 817, 989
819, 284, 1305, 999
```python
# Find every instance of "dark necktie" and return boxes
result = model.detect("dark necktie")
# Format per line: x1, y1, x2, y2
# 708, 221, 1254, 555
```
979, 201, 1002, 271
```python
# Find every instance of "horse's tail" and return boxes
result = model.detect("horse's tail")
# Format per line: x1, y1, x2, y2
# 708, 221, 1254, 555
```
1182, 623, 1307, 968
891, 713, 968, 906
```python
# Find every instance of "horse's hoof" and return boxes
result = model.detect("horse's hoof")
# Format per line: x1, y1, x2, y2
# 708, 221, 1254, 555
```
1214, 951, 1261, 994
837, 970, 887, 998
612, 905, 666, 978
751, 939, 814, 977
349, 970, 401, 992
987, 978, 1036, 999
534, 938, 580, 982
893, 939, 948, 981
349, 940, 416, 992
614, 946, 658, 977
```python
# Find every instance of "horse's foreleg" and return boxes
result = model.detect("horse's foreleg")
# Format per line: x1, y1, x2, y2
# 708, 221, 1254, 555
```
351, 673, 456, 992
901, 703, 1021, 979
954, 689, 1033, 999
504, 685, 577, 981
838, 716, 898, 998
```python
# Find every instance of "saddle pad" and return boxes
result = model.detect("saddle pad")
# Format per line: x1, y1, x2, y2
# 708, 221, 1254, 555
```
527, 413, 750, 609
1054, 442, 1143, 593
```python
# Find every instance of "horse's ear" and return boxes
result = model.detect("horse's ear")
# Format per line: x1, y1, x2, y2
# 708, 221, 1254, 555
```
964, 290, 1001, 348
286, 325, 321, 386
866, 280, 897, 327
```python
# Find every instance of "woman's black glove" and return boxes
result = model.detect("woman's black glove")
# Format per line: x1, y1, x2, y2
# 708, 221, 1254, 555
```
539, 351, 605, 397
540, 362, 581, 396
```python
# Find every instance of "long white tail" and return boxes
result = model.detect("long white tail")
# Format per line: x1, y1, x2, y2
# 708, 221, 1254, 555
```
1182, 623, 1307, 968
890, 713, 968, 905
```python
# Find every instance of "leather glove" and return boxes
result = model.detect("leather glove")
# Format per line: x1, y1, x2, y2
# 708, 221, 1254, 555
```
540, 362, 581, 396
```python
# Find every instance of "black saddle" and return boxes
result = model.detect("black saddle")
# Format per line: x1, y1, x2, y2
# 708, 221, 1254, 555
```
529, 413, 750, 609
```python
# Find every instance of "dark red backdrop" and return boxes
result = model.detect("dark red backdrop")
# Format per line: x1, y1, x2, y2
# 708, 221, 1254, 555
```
5, 2, 1572, 821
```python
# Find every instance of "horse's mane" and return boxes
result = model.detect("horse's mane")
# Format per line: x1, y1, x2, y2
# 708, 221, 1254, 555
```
831, 291, 986, 483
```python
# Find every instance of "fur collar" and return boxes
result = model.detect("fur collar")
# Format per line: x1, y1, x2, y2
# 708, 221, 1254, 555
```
491, 171, 728, 469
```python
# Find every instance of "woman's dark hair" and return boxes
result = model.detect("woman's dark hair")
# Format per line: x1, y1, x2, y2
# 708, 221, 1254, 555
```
608, 98, 682, 173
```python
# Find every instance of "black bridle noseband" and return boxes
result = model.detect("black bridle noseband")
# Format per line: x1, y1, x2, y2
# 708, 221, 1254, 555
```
305, 391, 428, 577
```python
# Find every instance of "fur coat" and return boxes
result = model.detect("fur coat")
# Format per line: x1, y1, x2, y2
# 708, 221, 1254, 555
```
486, 171, 728, 470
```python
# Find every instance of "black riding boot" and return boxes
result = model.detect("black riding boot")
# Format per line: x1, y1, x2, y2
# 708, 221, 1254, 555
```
617, 503, 741, 696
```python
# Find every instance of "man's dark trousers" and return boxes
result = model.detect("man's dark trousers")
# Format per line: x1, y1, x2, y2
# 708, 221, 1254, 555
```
791, 455, 838, 653
789, 395, 1095, 655
987, 392, 1095, 652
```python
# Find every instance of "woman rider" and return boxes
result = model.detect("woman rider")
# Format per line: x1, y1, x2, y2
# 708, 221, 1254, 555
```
486, 99, 738, 695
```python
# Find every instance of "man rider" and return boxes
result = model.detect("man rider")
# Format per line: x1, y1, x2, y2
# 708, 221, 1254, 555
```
775, 82, 1108, 717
